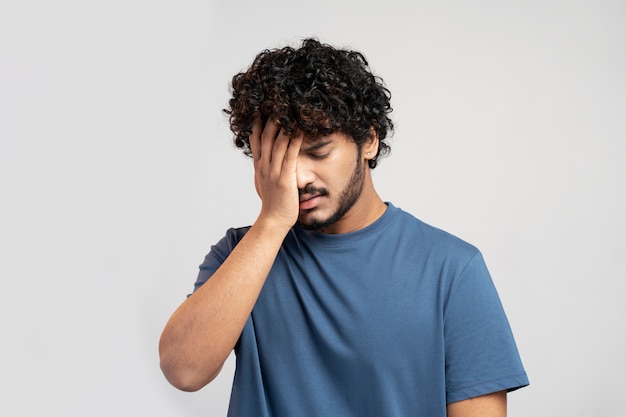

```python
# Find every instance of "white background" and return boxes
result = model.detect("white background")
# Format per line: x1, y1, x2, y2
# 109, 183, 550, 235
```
1, 1, 624, 416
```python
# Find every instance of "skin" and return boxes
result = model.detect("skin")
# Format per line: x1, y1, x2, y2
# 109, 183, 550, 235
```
447, 390, 507, 417
296, 140, 365, 231
159, 119, 507, 415
294, 131, 382, 233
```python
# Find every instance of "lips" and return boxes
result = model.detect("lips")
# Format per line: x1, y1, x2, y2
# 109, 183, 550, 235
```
299, 195, 322, 210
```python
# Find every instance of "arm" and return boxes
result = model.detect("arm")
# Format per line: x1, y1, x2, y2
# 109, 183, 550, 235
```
447, 390, 507, 417
159, 119, 303, 391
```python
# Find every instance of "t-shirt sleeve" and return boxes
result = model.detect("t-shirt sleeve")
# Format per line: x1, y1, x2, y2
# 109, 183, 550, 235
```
189, 227, 249, 296
444, 251, 529, 404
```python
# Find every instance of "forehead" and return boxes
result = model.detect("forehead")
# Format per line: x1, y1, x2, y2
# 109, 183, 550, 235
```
301, 131, 354, 150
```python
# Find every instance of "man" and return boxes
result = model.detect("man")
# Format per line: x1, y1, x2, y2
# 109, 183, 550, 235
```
159, 38, 528, 416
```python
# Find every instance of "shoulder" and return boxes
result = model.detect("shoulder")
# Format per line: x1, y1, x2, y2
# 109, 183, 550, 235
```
389, 204, 480, 261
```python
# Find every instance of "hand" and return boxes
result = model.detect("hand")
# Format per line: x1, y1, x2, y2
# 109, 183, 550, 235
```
249, 118, 304, 231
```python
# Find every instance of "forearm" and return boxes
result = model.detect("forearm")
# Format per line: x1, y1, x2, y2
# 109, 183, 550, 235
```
159, 217, 290, 391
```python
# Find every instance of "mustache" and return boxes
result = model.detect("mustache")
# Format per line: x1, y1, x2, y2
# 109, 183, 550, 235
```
298, 185, 328, 197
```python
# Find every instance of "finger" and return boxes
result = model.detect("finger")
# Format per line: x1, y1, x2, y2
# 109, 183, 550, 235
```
260, 119, 281, 165
282, 131, 303, 172
249, 117, 263, 163
270, 128, 292, 176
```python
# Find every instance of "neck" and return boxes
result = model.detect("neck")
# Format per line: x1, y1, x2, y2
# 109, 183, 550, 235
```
320, 174, 386, 234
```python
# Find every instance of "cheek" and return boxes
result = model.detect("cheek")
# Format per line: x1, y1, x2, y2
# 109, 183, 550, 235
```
329, 150, 358, 171
323, 158, 358, 190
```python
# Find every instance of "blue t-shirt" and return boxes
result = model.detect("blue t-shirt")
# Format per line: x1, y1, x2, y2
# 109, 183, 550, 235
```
194, 203, 528, 417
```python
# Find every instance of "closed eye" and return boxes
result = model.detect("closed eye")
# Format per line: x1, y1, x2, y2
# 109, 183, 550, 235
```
309, 153, 330, 160
301, 140, 333, 158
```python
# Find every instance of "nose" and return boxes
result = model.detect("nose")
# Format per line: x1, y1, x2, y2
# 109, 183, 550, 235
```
295, 156, 315, 190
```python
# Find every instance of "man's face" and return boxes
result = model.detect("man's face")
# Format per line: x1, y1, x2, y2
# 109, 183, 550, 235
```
296, 132, 365, 232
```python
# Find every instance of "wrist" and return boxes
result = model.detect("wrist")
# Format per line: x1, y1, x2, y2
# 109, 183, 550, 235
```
252, 214, 294, 237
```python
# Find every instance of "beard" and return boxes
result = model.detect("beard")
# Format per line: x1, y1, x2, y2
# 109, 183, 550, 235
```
296, 156, 365, 231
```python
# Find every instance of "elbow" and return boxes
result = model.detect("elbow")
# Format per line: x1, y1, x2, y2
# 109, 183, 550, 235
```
158, 325, 225, 391
160, 362, 200, 392
159, 351, 222, 392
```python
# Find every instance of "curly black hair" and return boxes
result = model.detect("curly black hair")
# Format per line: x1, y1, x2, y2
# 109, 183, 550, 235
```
224, 38, 393, 168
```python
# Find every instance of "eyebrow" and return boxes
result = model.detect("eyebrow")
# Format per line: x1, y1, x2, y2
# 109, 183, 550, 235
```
300, 140, 332, 153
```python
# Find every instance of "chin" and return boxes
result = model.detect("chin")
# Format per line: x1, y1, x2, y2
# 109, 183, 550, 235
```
297, 217, 323, 231
297, 210, 340, 231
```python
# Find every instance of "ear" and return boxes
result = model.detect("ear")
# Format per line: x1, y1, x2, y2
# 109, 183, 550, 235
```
362, 127, 379, 161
